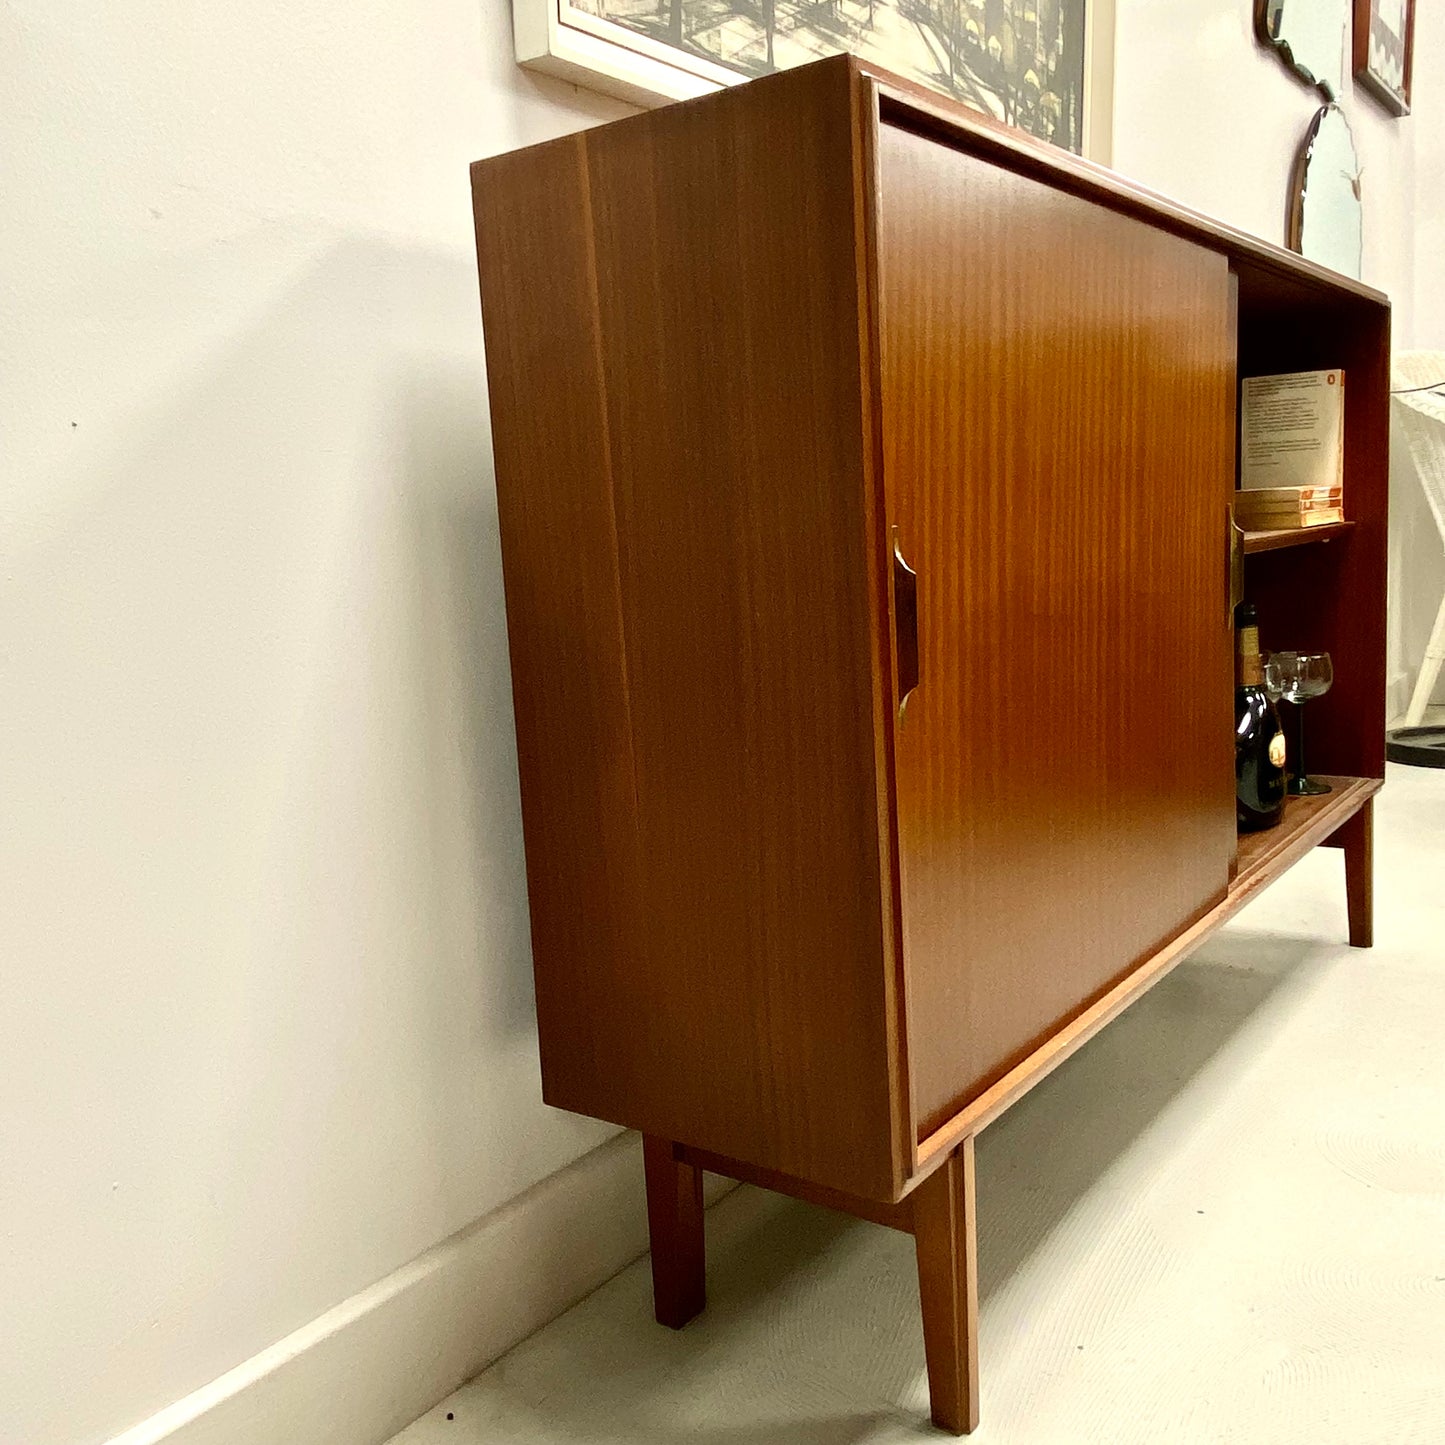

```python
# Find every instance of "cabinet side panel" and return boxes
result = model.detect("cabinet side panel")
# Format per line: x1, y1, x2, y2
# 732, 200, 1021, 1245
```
473, 139, 650, 1118
475, 61, 902, 1199
878, 126, 1239, 1140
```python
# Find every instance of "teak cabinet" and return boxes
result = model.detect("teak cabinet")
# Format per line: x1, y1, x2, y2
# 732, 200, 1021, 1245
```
472, 55, 1387, 1435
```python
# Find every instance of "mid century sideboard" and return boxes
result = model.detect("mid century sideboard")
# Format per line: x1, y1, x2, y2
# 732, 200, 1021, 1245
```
471, 55, 1387, 1434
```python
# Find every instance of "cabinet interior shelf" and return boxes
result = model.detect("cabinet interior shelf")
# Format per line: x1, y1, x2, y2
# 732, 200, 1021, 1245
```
1233, 775, 1378, 894
1242, 520, 1355, 554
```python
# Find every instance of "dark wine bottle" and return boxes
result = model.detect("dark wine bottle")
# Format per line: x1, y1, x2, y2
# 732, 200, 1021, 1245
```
1235, 602, 1286, 833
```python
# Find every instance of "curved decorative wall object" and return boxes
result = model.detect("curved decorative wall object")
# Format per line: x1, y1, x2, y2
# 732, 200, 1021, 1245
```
1255, 0, 1349, 96
1288, 104, 1363, 280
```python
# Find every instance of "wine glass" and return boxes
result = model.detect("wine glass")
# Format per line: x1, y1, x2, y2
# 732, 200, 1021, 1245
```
1264, 651, 1334, 796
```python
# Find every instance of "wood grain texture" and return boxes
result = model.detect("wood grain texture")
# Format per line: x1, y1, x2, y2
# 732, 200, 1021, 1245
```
913, 1138, 980, 1435
643, 1136, 706, 1328
677, 1144, 915, 1233
1329, 796, 1374, 948
473, 135, 651, 1135
1242, 521, 1355, 554
474, 50, 1390, 1210
866, 70, 1388, 311
1231, 776, 1378, 891
877, 123, 1239, 1140
475, 57, 1393, 1436
473, 61, 905, 1201
849, 58, 917, 1210
1344, 798, 1374, 948
914, 775, 1381, 1169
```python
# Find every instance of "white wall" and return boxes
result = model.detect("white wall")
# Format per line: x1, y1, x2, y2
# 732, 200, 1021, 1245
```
1, 3, 631, 1443
1, 4, 1439, 1445
1394, 1, 1445, 711
1114, 0, 1416, 309
1415, 5, 1445, 346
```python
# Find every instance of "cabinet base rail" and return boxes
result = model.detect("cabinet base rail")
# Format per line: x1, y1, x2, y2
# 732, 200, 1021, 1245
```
643, 786, 1376, 1435
648, 1134, 980, 1435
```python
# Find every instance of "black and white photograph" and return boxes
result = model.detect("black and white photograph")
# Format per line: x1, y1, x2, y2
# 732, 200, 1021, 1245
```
574, 0, 1088, 149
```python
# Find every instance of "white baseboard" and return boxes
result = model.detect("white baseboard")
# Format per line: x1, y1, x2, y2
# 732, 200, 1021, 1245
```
106, 1133, 734, 1445
1388, 669, 1411, 728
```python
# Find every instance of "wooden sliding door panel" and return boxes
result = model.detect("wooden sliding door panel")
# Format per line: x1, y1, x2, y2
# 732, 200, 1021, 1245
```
878, 125, 1238, 1139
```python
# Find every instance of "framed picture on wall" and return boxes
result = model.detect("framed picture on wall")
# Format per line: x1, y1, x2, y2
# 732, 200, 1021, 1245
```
1353, 0, 1414, 115
514, 0, 1116, 162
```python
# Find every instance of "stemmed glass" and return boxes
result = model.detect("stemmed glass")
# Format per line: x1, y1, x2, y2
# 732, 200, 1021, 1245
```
1264, 652, 1334, 796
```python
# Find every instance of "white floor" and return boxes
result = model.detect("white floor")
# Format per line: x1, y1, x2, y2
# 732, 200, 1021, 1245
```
391, 765, 1445, 1445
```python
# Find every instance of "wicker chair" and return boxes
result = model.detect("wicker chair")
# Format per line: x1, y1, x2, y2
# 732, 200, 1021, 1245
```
1392, 351, 1445, 728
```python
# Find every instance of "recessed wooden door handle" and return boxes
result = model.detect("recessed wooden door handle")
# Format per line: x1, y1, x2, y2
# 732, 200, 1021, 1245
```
892, 526, 920, 717
1228, 506, 1245, 622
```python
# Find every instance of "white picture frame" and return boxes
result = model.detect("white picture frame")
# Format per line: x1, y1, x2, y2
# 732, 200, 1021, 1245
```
515, 0, 1116, 165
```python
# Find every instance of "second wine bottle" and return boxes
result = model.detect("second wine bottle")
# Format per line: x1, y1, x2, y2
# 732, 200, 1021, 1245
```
1235, 602, 1287, 832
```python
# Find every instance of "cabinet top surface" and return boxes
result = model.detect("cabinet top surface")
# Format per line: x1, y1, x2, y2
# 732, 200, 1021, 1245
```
474, 54, 1389, 316
853, 56, 1388, 312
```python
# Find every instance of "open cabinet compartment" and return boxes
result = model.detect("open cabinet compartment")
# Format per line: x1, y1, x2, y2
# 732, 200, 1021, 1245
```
1231, 258, 1389, 865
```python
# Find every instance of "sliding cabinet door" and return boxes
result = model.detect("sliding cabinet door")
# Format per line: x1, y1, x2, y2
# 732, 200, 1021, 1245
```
878, 125, 1238, 1141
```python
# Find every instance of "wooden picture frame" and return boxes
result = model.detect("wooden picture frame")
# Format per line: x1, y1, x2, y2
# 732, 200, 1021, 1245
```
513, 0, 1116, 163
1353, 0, 1414, 115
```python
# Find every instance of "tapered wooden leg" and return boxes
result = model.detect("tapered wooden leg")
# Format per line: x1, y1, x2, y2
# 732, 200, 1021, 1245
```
642, 1134, 705, 1328
913, 1136, 979, 1435
1340, 799, 1374, 949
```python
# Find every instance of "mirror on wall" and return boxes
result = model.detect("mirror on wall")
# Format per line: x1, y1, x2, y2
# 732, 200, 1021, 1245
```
1289, 105, 1363, 279
1256, 0, 1349, 95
